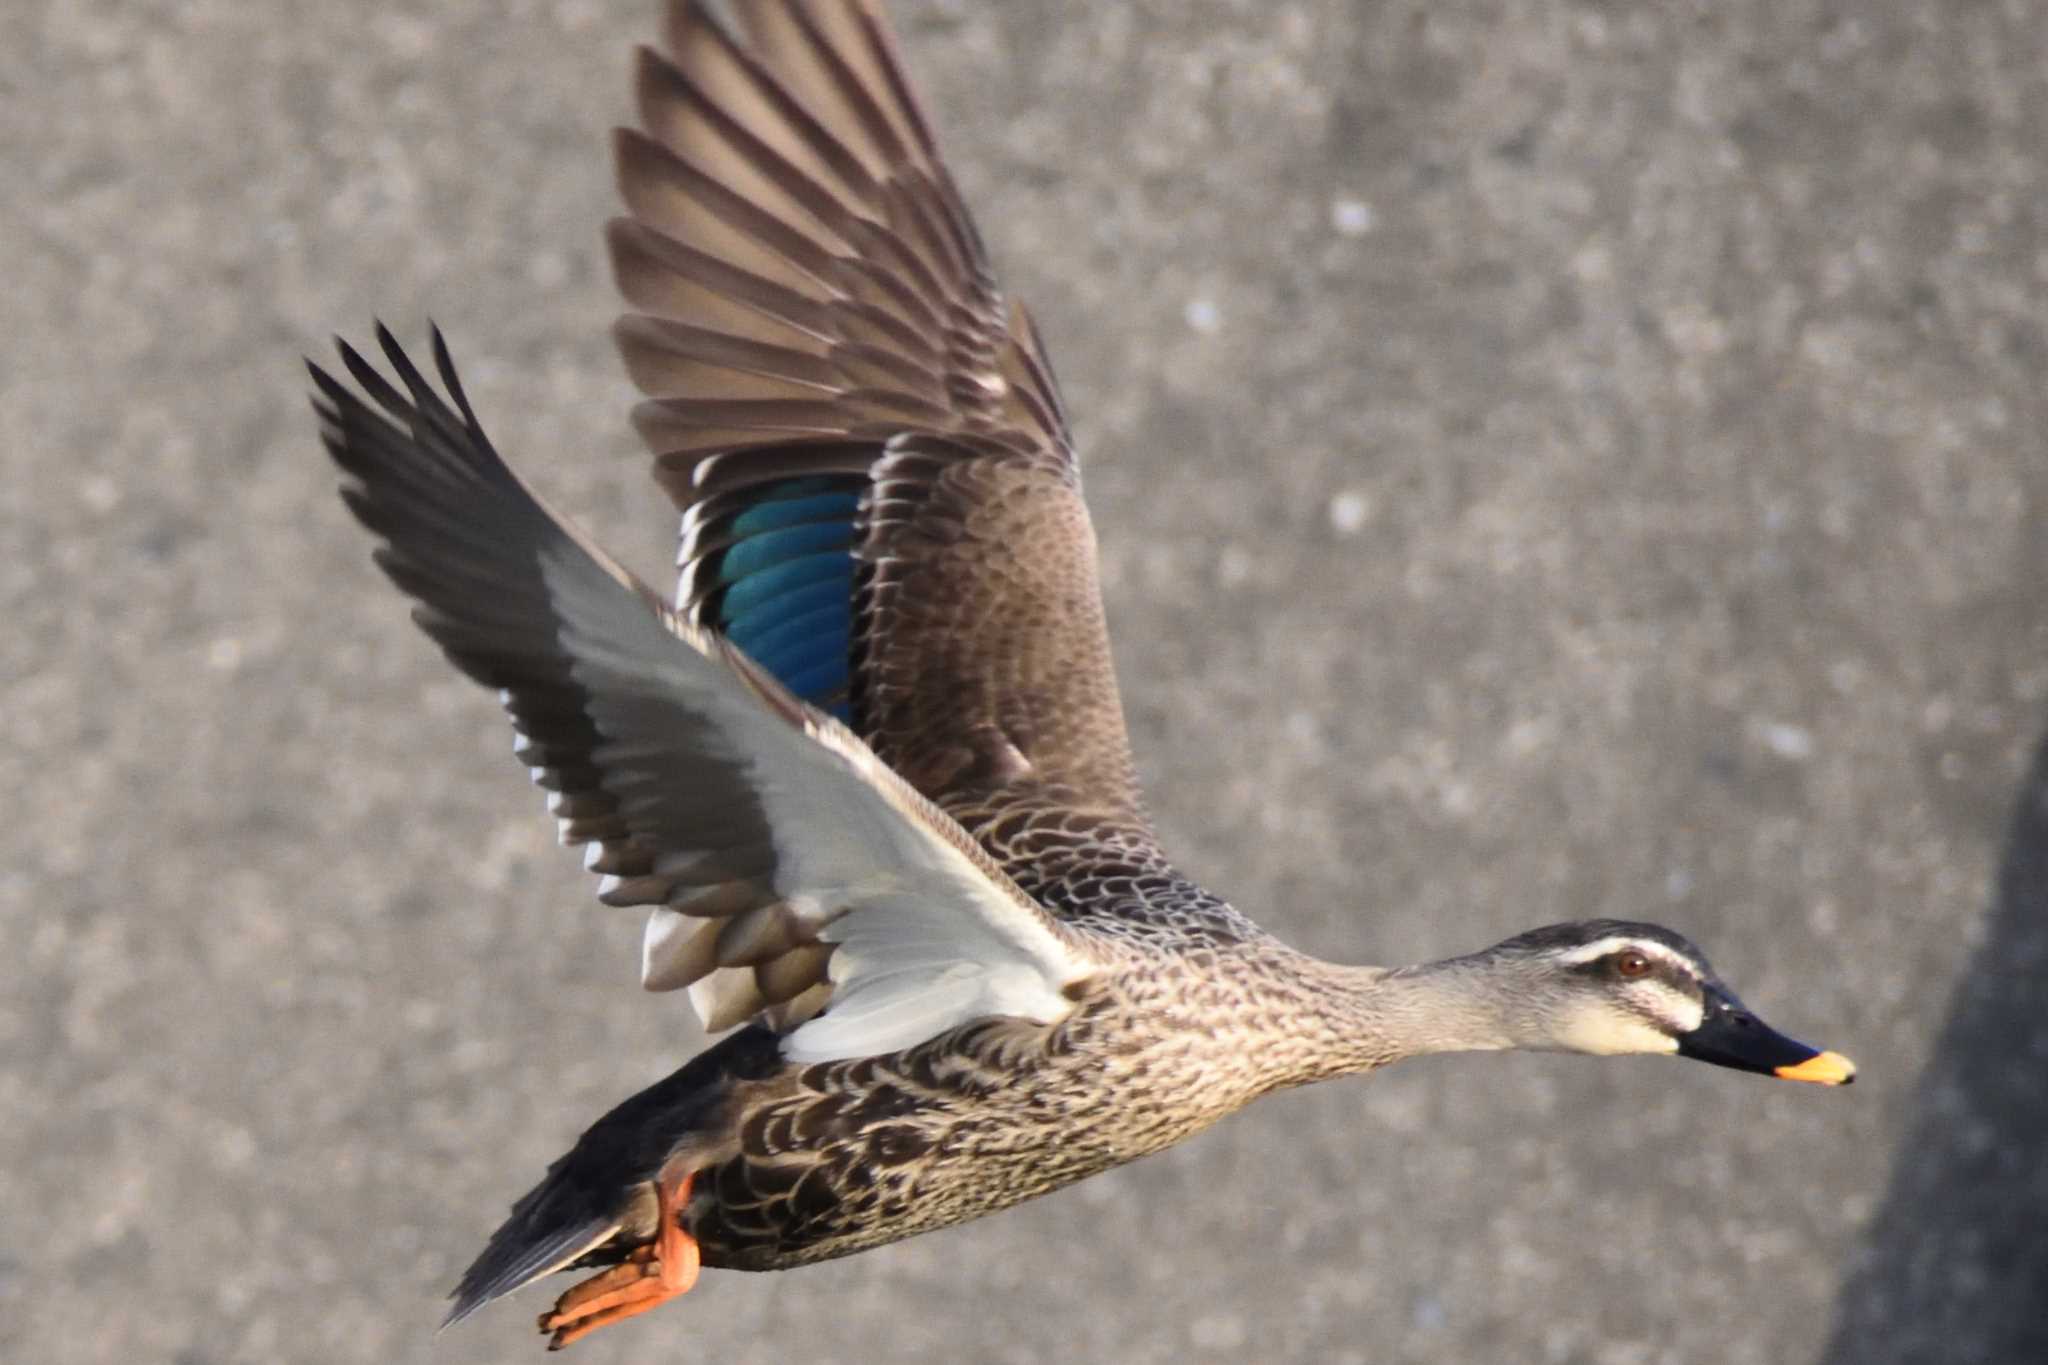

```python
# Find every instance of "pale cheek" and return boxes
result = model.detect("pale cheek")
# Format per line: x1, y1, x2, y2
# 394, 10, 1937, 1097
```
1558, 1014, 1681, 1056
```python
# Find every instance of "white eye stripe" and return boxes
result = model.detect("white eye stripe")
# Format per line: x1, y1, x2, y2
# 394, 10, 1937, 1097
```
1554, 936, 1632, 966
1554, 937, 1693, 975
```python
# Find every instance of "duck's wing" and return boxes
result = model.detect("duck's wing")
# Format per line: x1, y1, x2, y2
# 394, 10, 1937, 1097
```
610, 1, 1161, 873
311, 328, 1095, 1062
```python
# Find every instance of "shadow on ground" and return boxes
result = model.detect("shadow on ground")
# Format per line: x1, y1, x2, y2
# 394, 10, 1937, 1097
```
1820, 718, 2048, 1364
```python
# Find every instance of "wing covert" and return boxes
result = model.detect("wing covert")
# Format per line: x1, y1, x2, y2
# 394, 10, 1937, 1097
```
311, 327, 1097, 1058
609, 0, 1160, 861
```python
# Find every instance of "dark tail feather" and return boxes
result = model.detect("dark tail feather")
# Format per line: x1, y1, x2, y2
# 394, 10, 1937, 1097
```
444, 1205, 619, 1329
443, 1180, 623, 1329
440, 1024, 785, 1327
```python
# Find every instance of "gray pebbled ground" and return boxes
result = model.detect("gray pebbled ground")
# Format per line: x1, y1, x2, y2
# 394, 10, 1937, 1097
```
5, 2, 2044, 1363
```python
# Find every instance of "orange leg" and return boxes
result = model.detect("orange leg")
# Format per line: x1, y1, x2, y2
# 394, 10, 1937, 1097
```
539, 1171, 701, 1350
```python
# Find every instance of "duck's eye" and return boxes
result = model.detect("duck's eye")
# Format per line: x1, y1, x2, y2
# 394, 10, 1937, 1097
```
1614, 950, 1653, 979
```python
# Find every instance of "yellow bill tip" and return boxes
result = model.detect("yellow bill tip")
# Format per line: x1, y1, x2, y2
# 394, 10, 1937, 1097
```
1774, 1050, 1857, 1086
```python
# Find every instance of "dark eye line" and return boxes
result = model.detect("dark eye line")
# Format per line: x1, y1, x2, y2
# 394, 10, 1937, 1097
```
1568, 952, 1644, 980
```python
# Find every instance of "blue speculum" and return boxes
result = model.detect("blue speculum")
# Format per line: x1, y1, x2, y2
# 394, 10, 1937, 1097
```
706, 476, 863, 721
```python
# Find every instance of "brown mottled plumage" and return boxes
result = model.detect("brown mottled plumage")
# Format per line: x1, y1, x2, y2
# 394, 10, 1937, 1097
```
308, 0, 1855, 1351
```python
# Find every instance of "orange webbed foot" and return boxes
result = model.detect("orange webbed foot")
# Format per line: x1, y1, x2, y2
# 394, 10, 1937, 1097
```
539, 1172, 701, 1350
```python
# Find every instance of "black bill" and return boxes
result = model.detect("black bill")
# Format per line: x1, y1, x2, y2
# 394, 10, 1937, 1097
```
1677, 989, 1856, 1086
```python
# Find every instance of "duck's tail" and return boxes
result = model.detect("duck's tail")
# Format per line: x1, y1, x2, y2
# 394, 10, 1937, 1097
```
442, 1024, 783, 1328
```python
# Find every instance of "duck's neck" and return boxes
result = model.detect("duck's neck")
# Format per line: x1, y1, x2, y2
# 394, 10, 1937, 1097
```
1287, 951, 1542, 1083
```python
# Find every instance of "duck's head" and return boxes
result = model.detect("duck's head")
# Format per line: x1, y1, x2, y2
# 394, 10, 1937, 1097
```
1484, 919, 1856, 1085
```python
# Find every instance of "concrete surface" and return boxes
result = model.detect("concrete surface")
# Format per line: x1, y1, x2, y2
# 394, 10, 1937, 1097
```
6, 2, 2045, 1362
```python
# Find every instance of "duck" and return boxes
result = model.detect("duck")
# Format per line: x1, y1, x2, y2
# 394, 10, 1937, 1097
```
308, 0, 1856, 1351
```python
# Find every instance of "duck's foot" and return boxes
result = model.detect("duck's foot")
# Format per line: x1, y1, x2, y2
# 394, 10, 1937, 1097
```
539, 1171, 700, 1350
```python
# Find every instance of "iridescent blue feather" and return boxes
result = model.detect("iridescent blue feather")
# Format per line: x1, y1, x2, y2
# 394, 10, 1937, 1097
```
704, 476, 865, 720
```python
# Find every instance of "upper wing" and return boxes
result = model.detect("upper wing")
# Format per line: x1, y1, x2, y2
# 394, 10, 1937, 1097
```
609, 0, 1160, 858
310, 327, 1096, 1061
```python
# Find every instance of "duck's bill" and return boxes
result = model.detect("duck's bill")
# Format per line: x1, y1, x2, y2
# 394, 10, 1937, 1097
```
1676, 995, 1856, 1086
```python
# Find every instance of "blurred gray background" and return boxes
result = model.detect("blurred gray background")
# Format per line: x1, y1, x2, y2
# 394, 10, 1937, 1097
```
6, 1, 2044, 1362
